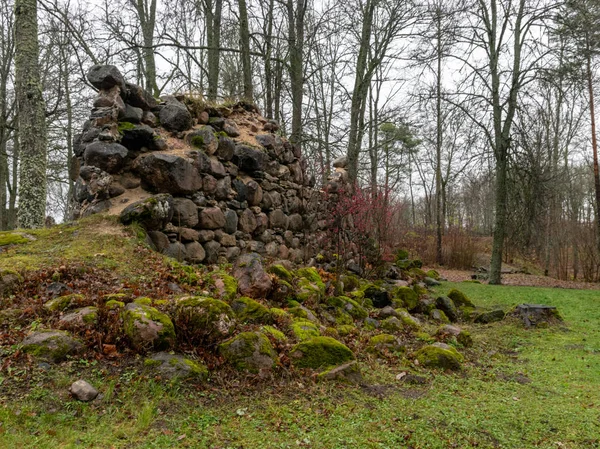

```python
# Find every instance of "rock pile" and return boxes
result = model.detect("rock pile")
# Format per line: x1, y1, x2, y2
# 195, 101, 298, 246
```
73, 65, 319, 265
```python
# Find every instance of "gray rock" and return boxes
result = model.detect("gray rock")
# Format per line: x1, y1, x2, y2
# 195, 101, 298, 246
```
269, 209, 289, 230
203, 240, 221, 264
187, 126, 218, 155
219, 332, 277, 372
436, 296, 458, 322
185, 241, 206, 263
69, 380, 99, 402
224, 209, 238, 234
233, 145, 267, 172
233, 253, 272, 298
159, 99, 192, 132
121, 104, 143, 123
474, 309, 506, 324
424, 277, 441, 286
125, 82, 158, 110
163, 241, 187, 261
146, 353, 208, 380
148, 231, 170, 252
87, 65, 126, 92
122, 302, 176, 351
171, 198, 199, 228
238, 209, 257, 233
199, 207, 226, 229
120, 194, 174, 229
119, 124, 162, 152
134, 153, 202, 195
332, 155, 347, 168
216, 136, 235, 161
84, 141, 129, 174
21, 330, 84, 363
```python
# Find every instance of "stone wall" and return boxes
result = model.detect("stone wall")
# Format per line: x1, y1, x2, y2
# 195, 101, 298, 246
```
73, 65, 326, 265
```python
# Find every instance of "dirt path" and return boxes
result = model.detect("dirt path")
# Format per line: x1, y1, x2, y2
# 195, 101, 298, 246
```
435, 268, 600, 290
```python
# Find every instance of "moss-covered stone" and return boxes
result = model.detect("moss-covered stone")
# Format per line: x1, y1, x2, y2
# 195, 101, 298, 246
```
134, 297, 153, 306
211, 271, 238, 301
336, 324, 356, 336
435, 324, 473, 347
261, 325, 287, 342
268, 264, 294, 283
409, 268, 427, 279
391, 287, 418, 311
317, 361, 362, 384
380, 316, 403, 333
415, 343, 463, 370
269, 307, 291, 323
459, 306, 477, 321
145, 352, 209, 381
290, 336, 355, 369
296, 267, 325, 292
44, 294, 84, 312
426, 269, 440, 280
21, 330, 84, 362
324, 327, 339, 337
326, 296, 368, 320
288, 306, 319, 323
430, 308, 450, 323
117, 121, 136, 134
448, 289, 475, 308
231, 296, 272, 324
340, 274, 361, 292
413, 284, 428, 296
290, 320, 321, 340
174, 296, 235, 342
0, 232, 30, 246
435, 296, 458, 322
122, 303, 176, 351
295, 278, 323, 303
219, 332, 278, 372
396, 309, 421, 331
368, 334, 405, 354
474, 309, 506, 324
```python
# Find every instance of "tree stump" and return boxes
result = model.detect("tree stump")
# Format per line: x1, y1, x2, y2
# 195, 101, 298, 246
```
515, 304, 562, 328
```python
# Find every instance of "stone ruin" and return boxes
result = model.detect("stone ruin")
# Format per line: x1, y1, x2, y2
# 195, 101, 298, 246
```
72, 65, 347, 265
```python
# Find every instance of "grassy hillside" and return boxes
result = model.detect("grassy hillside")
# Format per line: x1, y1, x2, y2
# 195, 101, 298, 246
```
1, 218, 599, 448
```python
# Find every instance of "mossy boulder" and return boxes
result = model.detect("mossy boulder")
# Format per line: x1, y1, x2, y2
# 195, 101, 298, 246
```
435, 325, 473, 347
426, 269, 440, 280
326, 296, 368, 320
211, 271, 238, 301
363, 285, 391, 308
295, 278, 323, 303
288, 305, 319, 323
134, 297, 153, 306
119, 194, 174, 229
415, 342, 463, 370
380, 316, 404, 333
290, 320, 321, 341
368, 334, 405, 355
145, 352, 209, 381
448, 289, 475, 308
296, 267, 325, 292
105, 299, 125, 310
122, 302, 176, 351
340, 274, 361, 292
231, 296, 272, 324
0, 269, 23, 297
474, 309, 506, 324
435, 296, 458, 322
219, 332, 278, 372
396, 309, 421, 331
174, 296, 235, 342
268, 264, 294, 283
44, 294, 84, 312
58, 306, 98, 329
21, 330, 84, 362
269, 307, 291, 323
336, 324, 356, 336
430, 308, 450, 323
391, 287, 418, 311
409, 268, 427, 279
290, 336, 354, 369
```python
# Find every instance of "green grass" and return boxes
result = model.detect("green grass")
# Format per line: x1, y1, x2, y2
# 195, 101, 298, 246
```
1, 281, 600, 448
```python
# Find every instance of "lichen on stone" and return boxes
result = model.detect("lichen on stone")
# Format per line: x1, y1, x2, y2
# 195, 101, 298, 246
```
219, 331, 277, 373
231, 296, 272, 324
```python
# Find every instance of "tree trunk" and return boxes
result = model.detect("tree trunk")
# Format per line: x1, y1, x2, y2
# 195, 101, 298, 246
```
238, 0, 253, 102
15, 0, 47, 229
134, 0, 159, 96
206, 0, 223, 101
264, 0, 274, 118
287, 0, 305, 145
489, 152, 508, 284
586, 50, 600, 257
435, 7, 443, 265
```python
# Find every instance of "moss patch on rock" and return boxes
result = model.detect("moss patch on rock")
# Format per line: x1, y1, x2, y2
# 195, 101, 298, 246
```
368, 334, 405, 354
231, 296, 272, 324
261, 325, 287, 342
268, 264, 294, 283
290, 336, 354, 369
21, 330, 83, 362
219, 332, 277, 372
415, 343, 463, 370
122, 303, 176, 351
290, 320, 321, 341
392, 287, 418, 311
174, 296, 235, 342
44, 294, 84, 312
448, 289, 475, 308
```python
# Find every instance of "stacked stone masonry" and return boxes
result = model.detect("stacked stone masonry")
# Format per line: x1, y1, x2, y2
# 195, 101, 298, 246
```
73, 65, 342, 265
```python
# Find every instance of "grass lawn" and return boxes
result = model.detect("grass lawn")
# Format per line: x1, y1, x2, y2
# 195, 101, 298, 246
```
1, 281, 599, 448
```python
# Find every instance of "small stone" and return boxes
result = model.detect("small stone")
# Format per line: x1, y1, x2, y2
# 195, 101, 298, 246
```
69, 380, 99, 402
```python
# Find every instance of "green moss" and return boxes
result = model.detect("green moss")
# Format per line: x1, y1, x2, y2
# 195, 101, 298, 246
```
287, 299, 301, 308
415, 343, 463, 370
174, 296, 235, 341
380, 316, 403, 332
231, 297, 272, 324
268, 264, 294, 283
368, 334, 405, 354
44, 294, 84, 312
426, 269, 440, 280
340, 274, 361, 292
413, 284, 428, 296
295, 278, 322, 303
324, 327, 339, 337
448, 289, 475, 308
122, 303, 176, 351
117, 121, 136, 134
391, 287, 418, 310
395, 249, 409, 261
218, 273, 238, 301
290, 320, 320, 341
296, 267, 325, 292
261, 325, 287, 342
336, 325, 356, 336
459, 306, 477, 321
457, 330, 473, 347
409, 268, 427, 279
396, 309, 421, 331
191, 135, 205, 148
103, 293, 129, 302
105, 300, 125, 310
290, 337, 355, 369
144, 359, 163, 368
219, 332, 277, 373
269, 307, 290, 322
81, 308, 98, 324
430, 309, 450, 323
134, 297, 153, 306
327, 296, 368, 320
21, 330, 83, 362
0, 232, 30, 246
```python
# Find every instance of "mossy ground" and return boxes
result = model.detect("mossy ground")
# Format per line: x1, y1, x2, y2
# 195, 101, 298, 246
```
2, 217, 600, 447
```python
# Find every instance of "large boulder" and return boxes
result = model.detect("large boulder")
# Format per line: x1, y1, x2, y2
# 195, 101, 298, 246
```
119, 124, 164, 152
290, 336, 355, 369
83, 141, 129, 174
122, 302, 176, 351
171, 198, 199, 228
415, 342, 463, 370
199, 207, 226, 229
158, 99, 192, 132
134, 153, 202, 195
125, 82, 158, 110
231, 296, 272, 324
174, 296, 236, 342
21, 330, 84, 362
120, 194, 174, 229
474, 309, 506, 324
219, 332, 278, 372
435, 295, 458, 322
233, 145, 268, 172
233, 253, 272, 298
87, 65, 126, 92
187, 126, 218, 155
